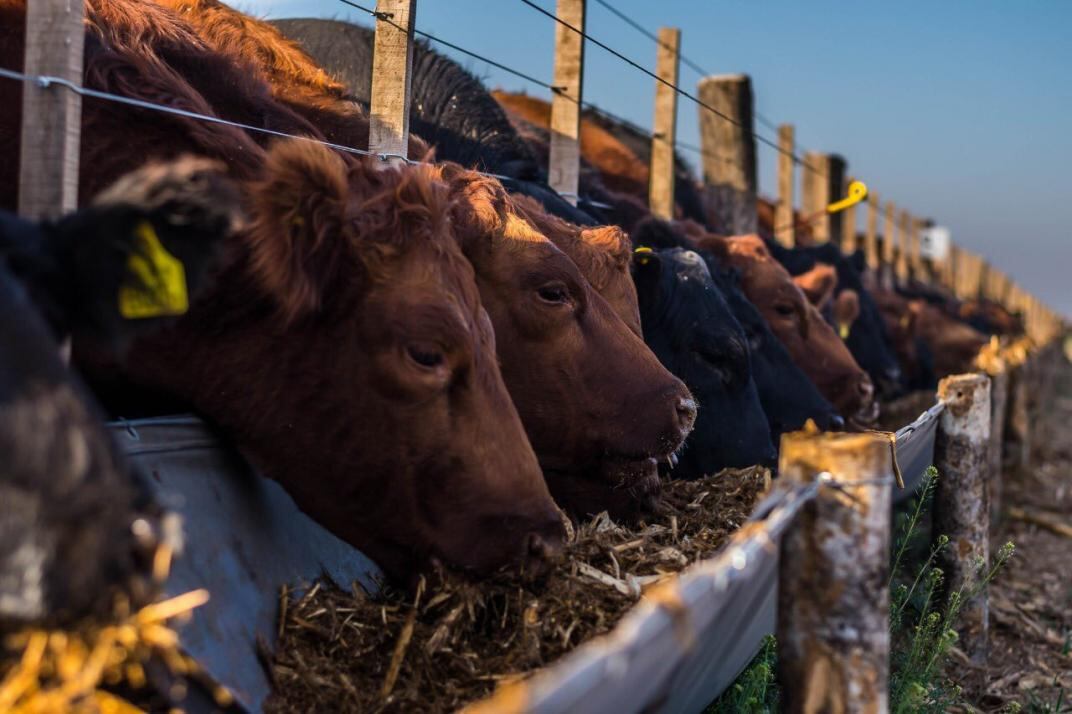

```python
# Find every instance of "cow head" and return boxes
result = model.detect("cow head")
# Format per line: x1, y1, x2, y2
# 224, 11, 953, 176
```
631, 216, 843, 442
700, 234, 876, 425
439, 166, 695, 521
913, 299, 990, 379
632, 247, 776, 476
125, 141, 563, 580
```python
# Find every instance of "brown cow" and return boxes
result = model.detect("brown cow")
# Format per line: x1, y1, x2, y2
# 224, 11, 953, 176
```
437, 165, 695, 520
2, 0, 564, 579
127, 142, 565, 579
153, 2, 696, 520
915, 300, 989, 378
699, 234, 876, 422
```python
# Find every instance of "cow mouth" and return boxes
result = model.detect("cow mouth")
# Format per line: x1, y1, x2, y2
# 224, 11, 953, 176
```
848, 397, 881, 430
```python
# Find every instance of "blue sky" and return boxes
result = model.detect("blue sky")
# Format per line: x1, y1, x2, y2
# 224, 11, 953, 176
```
246, 0, 1071, 316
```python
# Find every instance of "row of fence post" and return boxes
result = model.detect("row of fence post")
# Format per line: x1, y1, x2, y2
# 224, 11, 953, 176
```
16, 0, 1063, 338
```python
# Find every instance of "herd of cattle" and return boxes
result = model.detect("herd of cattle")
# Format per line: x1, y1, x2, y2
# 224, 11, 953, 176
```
0, 0, 1026, 630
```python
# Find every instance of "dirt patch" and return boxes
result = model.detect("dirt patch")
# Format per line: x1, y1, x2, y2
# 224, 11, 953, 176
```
264, 467, 770, 713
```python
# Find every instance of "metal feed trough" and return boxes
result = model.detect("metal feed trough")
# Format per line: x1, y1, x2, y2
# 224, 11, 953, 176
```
110, 403, 942, 713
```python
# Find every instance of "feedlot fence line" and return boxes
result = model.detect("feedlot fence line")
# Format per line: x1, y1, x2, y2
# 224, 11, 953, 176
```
335, 0, 746, 170
107, 400, 945, 712
0, 66, 624, 209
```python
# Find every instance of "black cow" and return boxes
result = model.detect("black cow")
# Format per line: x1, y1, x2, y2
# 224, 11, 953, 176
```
767, 241, 903, 399
0, 157, 237, 629
633, 247, 775, 476
633, 218, 842, 443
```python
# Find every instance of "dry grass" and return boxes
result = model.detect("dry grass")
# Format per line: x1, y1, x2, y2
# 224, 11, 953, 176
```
265, 466, 770, 713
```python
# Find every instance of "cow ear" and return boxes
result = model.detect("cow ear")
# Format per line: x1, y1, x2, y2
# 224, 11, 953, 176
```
630, 246, 662, 290
581, 225, 632, 271
34, 157, 239, 352
793, 263, 837, 309
695, 234, 730, 260
246, 140, 350, 323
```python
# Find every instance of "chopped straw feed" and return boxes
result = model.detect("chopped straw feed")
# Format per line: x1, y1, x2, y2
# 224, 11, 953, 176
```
265, 466, 770, 713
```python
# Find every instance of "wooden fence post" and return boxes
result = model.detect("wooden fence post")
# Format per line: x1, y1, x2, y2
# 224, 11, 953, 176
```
18, 0, 86, 218
698, 74, 756, 235
864, 190, 879, 273
648, 27, 680, 220
987, 357, 1009, 524
908, 217, 923, 282
777, 431, 892, 713
826, 155, 847, 246
934, 373, 991, 664
547, 0, 586, 205
841, 174, 858, 254
775, 124, 795, 248
800, 153, 831, 245
895, 209, 911, 285
368, 0, 417, 163
881, 200, 896, 288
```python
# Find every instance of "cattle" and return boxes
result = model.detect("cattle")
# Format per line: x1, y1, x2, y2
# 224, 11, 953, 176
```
148, 2, 696, 520
494, 90, 710, 227
2, 0, 566, 580
435, 165, 696, 520
123, 142, 566, 579
513, 200, 782, 477
872, 286, 937, 390
632, 247, 776, 476
959, 299, 1024, 337
767, 241, 904, 399
632, 217, 843, 441
912, 298, 989, 379
697, 234, 876, 424
0, 156, 233, 629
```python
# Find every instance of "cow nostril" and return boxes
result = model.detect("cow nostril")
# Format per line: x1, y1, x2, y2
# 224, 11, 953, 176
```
676, 397, 698, 429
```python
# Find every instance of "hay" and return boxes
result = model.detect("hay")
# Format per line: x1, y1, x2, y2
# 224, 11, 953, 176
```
265, 466, 770, 713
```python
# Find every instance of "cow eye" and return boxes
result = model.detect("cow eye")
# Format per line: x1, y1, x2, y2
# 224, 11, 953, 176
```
537, 282, 571, 305
407, 344, 444, 368
774, 303, 796, 318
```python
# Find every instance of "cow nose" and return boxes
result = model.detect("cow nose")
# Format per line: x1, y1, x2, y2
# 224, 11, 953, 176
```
521, 519, 565, 576
857, 374, 875, 401
675, 397, 698, 433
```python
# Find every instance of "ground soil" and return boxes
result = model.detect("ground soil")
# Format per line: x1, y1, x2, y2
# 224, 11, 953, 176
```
955, 355, 1072, 712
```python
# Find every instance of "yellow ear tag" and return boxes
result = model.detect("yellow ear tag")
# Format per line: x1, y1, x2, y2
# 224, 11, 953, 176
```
118, 221, 189, 319
839, 323, 851, 339
634, 245, 654, 265
826, 180, 868, 214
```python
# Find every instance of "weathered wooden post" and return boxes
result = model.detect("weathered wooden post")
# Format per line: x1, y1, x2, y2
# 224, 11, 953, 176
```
881, 200, 897, 288
775, 124, 795, 248
698, 74, 756, 235
800, 152, 830, 245
895, 209, 911, 285
987, 355, 1009, 524
547, 0, 586, 205
777, 431, 892, 712
864, 190, 879, 273
841, 174, 858, 253
933, 373, 991, 664
648, 27, 680, 220
908, 217, 924, 282
368, 0, 417, 163
18, 0, 86, 218
826, 155, 847, 246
